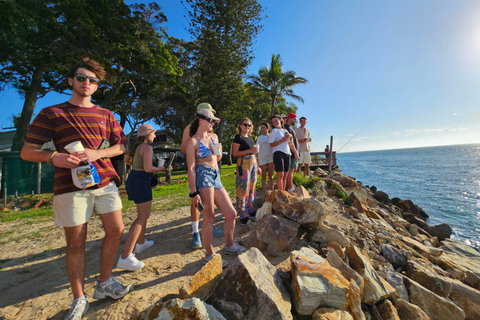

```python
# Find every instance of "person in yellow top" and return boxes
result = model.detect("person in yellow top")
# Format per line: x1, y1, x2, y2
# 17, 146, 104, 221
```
295, 116, 312, 177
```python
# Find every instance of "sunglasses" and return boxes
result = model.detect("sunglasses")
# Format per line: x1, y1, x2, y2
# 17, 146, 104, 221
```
201, 117, 215, 124
74, 73, 99, 84
242, 123, 252, 127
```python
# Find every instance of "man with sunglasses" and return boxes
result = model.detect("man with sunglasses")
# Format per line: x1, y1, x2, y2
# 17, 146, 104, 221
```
181, 103, 224, 250
21, 58, 131, 320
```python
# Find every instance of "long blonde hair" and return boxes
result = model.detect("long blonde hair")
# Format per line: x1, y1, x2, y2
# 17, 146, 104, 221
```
236, 118, 254, 135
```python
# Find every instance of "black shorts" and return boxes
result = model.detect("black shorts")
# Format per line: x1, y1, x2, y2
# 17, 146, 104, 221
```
273, 151, 290, 173
126, 170, 153, 204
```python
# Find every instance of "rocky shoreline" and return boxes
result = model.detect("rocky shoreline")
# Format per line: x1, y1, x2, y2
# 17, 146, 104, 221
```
136, 168, 480, 320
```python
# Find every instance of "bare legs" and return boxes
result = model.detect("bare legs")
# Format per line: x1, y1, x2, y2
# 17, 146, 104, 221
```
98, 210, 124, 282
64, 209, 124, 299
121, 201, 152, 259
64, 224, 88, 300
276, 172, 286, 191
199, 187, 236, 256
260, 162, 275, 193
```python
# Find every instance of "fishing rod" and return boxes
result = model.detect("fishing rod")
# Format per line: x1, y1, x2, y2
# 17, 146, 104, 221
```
337, 131, 361, 152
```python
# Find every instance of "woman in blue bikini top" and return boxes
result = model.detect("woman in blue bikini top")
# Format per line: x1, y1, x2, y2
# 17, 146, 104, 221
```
185, 108, 245, 262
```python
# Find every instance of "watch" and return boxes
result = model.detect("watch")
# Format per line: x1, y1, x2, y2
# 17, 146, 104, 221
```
189, 191, 199, 198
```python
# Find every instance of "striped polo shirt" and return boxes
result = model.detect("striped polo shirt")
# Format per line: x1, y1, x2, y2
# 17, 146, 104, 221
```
25, 101, 128, 195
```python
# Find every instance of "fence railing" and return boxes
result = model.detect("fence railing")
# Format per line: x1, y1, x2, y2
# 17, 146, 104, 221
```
0, 151, 55, 198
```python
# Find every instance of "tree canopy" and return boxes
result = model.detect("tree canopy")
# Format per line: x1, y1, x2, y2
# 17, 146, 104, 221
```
182, 0, 265, 142
247, 53, 308, 117
0, 0, 181, 150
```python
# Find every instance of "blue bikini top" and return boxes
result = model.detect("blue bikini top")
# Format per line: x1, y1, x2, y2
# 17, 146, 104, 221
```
196, 133, 218, 158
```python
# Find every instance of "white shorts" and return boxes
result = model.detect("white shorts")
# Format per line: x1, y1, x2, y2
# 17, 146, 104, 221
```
53, 182, 122, 227
298, 152, 312, 164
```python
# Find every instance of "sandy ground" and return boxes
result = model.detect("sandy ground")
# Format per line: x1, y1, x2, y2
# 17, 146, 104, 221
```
0, 193, 275, 320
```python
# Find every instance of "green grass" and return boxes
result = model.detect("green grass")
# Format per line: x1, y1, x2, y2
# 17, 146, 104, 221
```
0, 164, 240, 224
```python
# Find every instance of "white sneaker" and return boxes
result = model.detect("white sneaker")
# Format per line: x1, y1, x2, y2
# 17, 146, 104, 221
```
203, 253, 228, 267
135, 239, 154, 253
117, 253, 145, 271
64, 294, 89, 320
225, 242, 245, 255
93, 276, 132, 300
288, 186, 295, 192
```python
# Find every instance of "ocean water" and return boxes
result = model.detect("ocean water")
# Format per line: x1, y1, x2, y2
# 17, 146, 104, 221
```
337, 143, 480, 250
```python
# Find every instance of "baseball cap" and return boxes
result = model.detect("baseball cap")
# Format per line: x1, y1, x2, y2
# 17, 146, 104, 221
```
196, 102, 216, 114
197, 108, 220, 123
137, 124, 156, 137
287, 113, 297, 119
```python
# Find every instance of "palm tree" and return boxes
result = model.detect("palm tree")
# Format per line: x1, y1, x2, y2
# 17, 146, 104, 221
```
247, 54, 308, 117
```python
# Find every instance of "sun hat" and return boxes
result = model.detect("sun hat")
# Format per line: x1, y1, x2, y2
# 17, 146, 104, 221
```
196, 102, 216, 114
137, 124, 156, 137
197, 109, 220, 123
287, 113, 297, 119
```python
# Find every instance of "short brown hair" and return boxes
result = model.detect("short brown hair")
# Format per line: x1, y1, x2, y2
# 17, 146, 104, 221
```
299, 116, 307, 121
68, 58, 106, 81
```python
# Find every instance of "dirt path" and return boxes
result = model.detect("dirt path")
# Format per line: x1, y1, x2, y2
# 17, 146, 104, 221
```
0, 196, 263, 320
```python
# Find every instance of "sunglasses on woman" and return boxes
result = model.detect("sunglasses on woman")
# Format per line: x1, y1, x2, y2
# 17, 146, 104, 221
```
74, 73, 99, 84
242, 123, 252, 127
201, 117, 216, 124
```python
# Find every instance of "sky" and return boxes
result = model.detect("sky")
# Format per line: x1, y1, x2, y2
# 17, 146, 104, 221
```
2, 0, 480, 153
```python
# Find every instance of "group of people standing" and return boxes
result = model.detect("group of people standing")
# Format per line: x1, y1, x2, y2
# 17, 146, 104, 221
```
232, 113, 313, 222
19, 57, 315, 320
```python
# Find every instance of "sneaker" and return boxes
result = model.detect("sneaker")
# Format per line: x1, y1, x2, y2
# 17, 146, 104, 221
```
203, 252, 228, 267
135, 239, 154, 253
116, 253, 145, 271
93, 276, 132, 300
239, 216, 249, 225
64, 295, 89, 320
212, 226, 224, 238
225, 242, 245, 255
191, 232, 203, 249
288, 186, 295, 192
248, 210, 257, 221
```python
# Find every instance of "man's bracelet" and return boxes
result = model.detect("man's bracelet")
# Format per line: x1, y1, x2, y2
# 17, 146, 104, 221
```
189, 191, 199, 198
47, 151, 57, 165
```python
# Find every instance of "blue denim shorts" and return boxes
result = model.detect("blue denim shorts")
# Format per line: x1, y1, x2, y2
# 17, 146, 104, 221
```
126, 170, 152, 204
195, 165, 224, 191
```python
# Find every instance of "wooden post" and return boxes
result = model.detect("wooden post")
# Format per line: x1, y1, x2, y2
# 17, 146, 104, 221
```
328, 136, 333, 172
37, 162, 42, 194
165, 152, 176, 184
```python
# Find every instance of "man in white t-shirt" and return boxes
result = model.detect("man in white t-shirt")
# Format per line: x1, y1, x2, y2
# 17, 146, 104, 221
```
295, 116, 312, 177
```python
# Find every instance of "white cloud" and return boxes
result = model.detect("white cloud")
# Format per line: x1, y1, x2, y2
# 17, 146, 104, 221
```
400, 127, 468, 136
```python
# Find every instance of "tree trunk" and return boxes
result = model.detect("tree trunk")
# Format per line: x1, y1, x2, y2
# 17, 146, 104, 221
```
12, 67, 45, 151
165, 152, 176, 184
270, 95, 276, 117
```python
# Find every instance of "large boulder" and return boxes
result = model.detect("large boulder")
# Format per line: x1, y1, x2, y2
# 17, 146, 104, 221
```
395, 299, 431, 320
377, 299, 400, 320
373, 191, 390, 204
255, 201, 272, 222
380, 244, 408, 269
345, 245, 396, 304
329, 173, 359, 189
256, 214, 300, 256
435, 239, 480, 289
312, 308, 354, 320
208, 248, 292, 320
179, 253, 223, 300
310, 227, 349, 248
395, 199, 429, 219
376, 267, 409, 302
403, 276, 465, 320
426, 223, 452, 241
291, 247, 350, 316
280, 198, 327, 229
137, 298, 226, 320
